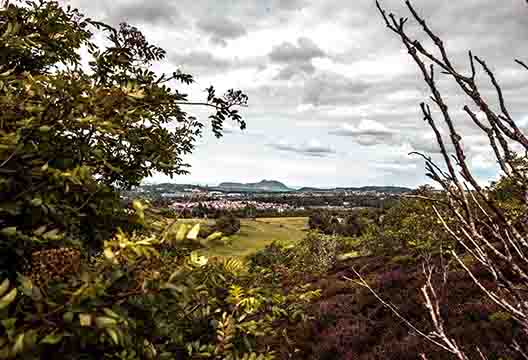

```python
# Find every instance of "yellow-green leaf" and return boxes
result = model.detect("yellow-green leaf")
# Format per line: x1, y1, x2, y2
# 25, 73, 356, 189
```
0, 279, 9, 298
0, 288, 17, 310
0, 227, 17, 237
30, 198, 42, 207
41, 332, 64, 345
33, 225, 47, 236
79, 314, 92, 327
105, 328, 119, 345
95, 316, 117, 328
62, 312, 74, 323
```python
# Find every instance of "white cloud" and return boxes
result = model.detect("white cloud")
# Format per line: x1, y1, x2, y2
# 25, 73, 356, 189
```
330, 120, 399, 146
60, 0, 524, 187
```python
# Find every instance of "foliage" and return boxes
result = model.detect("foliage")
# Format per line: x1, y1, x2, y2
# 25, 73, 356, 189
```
249, 232, 340, 278
390, 254, 416, 266
0, 0, 248, 277
214, 214, 241, 237
296, 232, 339, 274
0, 224, 322, 359
488, 172, 528, 228
356, 187, 456, 256
289, 253, 521, 360
248, 241, 297, 276
308, 211, 371, 237
0, 1, 336, 359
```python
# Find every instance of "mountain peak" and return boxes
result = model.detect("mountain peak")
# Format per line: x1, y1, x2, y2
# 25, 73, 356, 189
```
217, 179, 291, 192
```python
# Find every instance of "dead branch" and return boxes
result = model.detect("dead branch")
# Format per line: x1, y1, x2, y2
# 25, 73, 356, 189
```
376, 0, 528, 357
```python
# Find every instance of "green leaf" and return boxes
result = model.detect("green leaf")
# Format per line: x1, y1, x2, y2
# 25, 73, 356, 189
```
95, 316, 117, 328
42, 229, 63, 240
0, 279, 9, 298
41, 333, 64, 345
33, 225, 47, 236
0, 227, 17, 237
30, 198, 42, 207
0, 288, 17, 310
62, 312, 74, 323
17, 274, 34, 297
1, 318, 16, 331
12, 333, 25, 355
105, 328, 119, 345
79, 314, 92, 327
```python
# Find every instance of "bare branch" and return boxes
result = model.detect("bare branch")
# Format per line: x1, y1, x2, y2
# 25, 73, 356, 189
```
515, 59, 528, 72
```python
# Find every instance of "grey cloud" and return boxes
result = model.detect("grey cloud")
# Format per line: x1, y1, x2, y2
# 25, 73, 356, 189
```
196, 17, 247, 46
170, 51, 231, 72
302, 72, 371, 107
68, 0, 186, 27
269, 37, 325, 79
275, 63, 316, 80
269, 142, 336, 157
64, 0, 528, 185
270, 37, 325, 63
117, 1, 182, 25
330, 125, 398, 147
168, 50, 266, 76
330, 127, 393, 138
273, 0, 309, 11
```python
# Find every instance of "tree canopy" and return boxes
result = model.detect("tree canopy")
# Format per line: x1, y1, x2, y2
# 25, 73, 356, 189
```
0, 0, 248, 275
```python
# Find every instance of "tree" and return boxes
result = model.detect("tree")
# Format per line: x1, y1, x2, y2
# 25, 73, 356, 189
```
308, 212, 329, 231
214, 213, 241, 236
0, 2, 323, 359
371, 1, 528, 357
0, 0, 247, 276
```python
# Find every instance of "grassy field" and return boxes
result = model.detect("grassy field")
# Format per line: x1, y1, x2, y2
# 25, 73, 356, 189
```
157, 216, 309, 258
254, 217, 309, 231
203, 218, 308, 257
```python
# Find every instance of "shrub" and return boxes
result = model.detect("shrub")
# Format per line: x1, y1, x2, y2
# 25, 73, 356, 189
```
308, 211, 371, 237
214, 213, 241, 236
489, 311, 513, 323
198, 224, 216, 239
390, 254, 416, 265
0, 229, 323, 359
248, 241, 297, 270
297, 232, 339, 274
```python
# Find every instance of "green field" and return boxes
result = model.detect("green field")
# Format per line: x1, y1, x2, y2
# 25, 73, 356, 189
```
161, 217, 308, 258
204, 218, 308, 257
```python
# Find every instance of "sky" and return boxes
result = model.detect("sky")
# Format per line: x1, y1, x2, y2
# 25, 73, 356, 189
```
60, 0, 528, 188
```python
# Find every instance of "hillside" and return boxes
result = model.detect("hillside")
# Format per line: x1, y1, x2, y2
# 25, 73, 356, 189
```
134, 181, 413, 195
297, 185, 413, 194
217, 179, 293, 192
279, 253, 519, 359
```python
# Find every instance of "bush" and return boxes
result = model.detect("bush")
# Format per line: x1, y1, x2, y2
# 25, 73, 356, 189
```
248, 241, 297, 270
214, 213, 241, 236
309, 211, 373, 238
0, 228, 323, 359
297, 232, 339, 273
390, 255, 416, 266
198, 224, 216, 238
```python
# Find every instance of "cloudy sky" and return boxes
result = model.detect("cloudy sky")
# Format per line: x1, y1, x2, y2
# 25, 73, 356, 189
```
61, 0, 528, 188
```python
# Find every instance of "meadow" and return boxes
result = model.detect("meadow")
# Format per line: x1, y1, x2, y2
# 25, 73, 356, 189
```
167, 217, 309, 257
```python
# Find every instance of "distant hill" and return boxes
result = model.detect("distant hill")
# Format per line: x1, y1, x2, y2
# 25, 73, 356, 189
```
135, 181, 412, 195
297, 186, 412, 194
296, 187, 332, 192
217, 180, 292, 192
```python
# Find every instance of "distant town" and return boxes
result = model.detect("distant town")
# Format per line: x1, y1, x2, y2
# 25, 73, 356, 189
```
124, 180, 413, 214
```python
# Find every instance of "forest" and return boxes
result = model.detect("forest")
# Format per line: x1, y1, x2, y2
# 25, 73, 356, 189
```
0, 0, 527, 359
